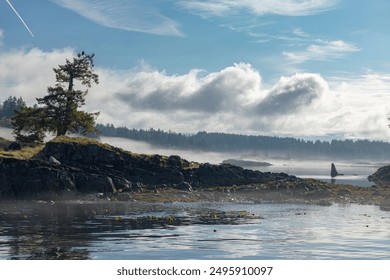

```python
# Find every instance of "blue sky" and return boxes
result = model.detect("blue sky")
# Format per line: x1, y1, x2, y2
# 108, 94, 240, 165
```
1, 0, 390, 140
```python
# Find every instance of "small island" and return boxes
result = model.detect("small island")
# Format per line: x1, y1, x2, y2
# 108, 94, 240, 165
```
221, 159, 272, 167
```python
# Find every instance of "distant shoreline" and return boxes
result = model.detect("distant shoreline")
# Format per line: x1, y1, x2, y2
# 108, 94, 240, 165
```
221, 159, 272, 167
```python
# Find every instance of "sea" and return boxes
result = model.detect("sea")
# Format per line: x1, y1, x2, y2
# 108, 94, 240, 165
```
1, 132, 390, 260
1, 200, 390, 260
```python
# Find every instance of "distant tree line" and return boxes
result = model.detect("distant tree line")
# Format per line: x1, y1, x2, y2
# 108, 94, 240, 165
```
0, 96, 26, 128
3, 96, 390, 160
96, 123, 390, 161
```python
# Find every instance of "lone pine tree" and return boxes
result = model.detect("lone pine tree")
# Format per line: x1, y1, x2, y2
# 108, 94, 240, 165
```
12, 51, 100, 142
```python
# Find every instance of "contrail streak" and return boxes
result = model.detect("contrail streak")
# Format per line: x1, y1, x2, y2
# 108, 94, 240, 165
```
5, 0, 34, 37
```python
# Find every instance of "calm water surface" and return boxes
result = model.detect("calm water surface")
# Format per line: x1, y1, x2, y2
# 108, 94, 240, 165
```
252, 161, 382, 187
1, 201, 390, 260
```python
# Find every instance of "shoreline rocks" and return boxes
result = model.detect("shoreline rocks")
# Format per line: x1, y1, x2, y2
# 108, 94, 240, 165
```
0, 136, 303, 200
1, 136, 390, 206
368, 165, 390, 187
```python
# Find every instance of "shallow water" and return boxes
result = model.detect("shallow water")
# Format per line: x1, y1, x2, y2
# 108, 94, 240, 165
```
1, 201, 390, 260
251, 161, 381, 187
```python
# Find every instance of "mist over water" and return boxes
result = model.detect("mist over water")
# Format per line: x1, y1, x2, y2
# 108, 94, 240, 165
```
100, 136, 239, 164
0, 127, 14, 141
99, 136, 381, 187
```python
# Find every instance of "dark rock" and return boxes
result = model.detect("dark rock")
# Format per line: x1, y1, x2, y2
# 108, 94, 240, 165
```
132, 182, 144, 192
120, 186, 133, 193
115, 192, 132, 201
304, 188, 333, 199
337, 188, 352, 197
192, 163, 269, 187
316, 200, 333, 206
8, 142, 21, 151
49, 156, 61, 166
331, 163, 343, 177
0, 157, 77, 199
368, 165, 390, 187
174, 181, 193, 191
0, 136, 307, 199
112, 177, 131, 190
167, 155, 182, 168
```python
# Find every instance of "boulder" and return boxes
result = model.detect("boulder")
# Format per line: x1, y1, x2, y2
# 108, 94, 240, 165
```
49, 156, 61, 166
368, 165, 390, 187
8, 142, 21, 151
337, 188, 352, 197
174, 181, 193, 191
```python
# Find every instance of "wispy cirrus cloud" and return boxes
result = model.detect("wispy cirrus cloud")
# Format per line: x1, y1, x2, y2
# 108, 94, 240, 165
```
292, 28, 309, 38
51, 0, 183, 36
0, 29, 3, 46
178, 0, 339, 17
283, 40, 360, 64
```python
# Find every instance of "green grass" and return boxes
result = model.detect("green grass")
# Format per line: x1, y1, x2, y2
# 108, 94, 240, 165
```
51, 135, 112, 148
0, 144, 44, 160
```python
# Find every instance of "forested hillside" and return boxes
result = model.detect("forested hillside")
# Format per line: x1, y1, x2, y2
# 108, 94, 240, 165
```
96, 124, 390, 161
0, 96, 25, 128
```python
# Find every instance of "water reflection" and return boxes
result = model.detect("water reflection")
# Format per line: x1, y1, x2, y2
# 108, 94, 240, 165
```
1, 201, 390, 260
0, 201, 261, 260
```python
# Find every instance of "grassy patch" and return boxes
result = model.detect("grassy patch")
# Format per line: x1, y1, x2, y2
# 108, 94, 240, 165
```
1, 135, 202, 169
183, 161, 201, 170
51, 135, 112, 148
51, 136, 154, 158
0, 144, 44, 160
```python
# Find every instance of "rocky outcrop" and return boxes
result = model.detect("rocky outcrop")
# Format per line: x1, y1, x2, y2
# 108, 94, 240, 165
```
221, 159, 272, 167
331, 163, 343, 177
0, 136, 304, 199
191, 163, 291, 187
0, 156, 118, 199
368, 165, 390, 187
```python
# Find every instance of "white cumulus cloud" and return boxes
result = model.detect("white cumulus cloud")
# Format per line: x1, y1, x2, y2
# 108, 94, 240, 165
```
113, 63, 262, 113
0, 47, 74, 103
255, 73, 328, 115
1, 47, 390, 140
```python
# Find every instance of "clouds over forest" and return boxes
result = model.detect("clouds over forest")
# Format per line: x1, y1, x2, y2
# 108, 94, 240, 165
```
1, 47, 390, 140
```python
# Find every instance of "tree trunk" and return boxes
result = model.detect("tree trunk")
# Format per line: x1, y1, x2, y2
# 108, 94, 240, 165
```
56, 125, 67, 136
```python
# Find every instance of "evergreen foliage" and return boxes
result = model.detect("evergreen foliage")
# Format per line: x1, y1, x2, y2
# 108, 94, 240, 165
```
11, 52, 100, 143
0, 96, 26, 127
